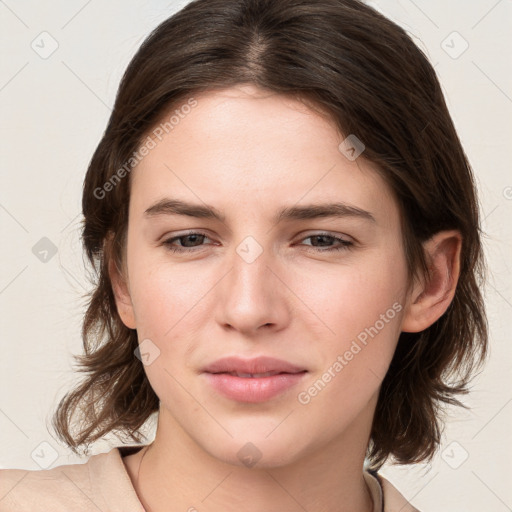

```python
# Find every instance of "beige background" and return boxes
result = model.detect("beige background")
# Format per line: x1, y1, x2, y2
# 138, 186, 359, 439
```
1, 1, 511, 510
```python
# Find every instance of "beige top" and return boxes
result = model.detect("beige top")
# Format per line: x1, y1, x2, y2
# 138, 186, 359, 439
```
0, 446, 420, 511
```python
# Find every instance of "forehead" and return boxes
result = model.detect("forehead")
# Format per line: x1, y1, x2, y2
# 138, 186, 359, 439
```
130, 85, 399, 225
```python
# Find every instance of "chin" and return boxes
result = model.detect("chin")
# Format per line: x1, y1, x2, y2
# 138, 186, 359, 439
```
198, 428, 309, 470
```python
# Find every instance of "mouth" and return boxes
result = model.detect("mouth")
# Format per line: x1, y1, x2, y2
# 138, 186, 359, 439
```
202, 356, 308, 403
203, 371, 307, 403
202, 355, 307, 375
213, 370, 304, 378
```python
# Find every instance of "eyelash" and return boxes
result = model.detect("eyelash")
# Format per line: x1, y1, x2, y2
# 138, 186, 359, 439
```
162, 231, 353, 254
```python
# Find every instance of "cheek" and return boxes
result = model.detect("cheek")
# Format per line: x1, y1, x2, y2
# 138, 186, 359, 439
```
300, 249, 407, 336
126, 250, 215, 384
294, 276, 405, 433
127, 258, 203, 401
127, 246, 202, 337
304, 249, 408, 385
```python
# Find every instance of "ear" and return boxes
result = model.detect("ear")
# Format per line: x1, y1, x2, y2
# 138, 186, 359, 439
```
401, 230, 462, 333
107, 235, 137, 330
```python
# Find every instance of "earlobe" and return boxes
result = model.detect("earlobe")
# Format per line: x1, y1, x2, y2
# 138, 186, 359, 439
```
108, 246, 137, 330
401, 230, 462, 333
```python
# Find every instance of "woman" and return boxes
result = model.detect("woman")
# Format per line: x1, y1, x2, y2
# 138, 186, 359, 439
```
0, 0, 488, 511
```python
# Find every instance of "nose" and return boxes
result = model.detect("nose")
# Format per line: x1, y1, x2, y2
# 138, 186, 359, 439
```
215, 239, 291, 336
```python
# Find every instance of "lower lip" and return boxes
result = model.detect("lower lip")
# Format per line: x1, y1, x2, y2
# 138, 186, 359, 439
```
204, 372, 307, 403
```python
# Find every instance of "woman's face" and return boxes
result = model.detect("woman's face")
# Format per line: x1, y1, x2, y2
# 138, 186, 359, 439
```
116, 84, 412, 467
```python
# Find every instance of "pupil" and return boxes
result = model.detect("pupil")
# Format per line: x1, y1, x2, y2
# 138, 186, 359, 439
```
314, 235, 331, 246
183, 234, 203, 247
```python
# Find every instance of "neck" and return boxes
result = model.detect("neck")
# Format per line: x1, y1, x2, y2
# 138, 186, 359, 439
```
126, 402, 377, 512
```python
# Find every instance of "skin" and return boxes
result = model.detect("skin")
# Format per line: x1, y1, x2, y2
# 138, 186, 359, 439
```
111, 84, 461, 512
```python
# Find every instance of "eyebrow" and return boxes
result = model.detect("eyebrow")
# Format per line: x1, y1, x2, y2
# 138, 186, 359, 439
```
144, 198, 376, 224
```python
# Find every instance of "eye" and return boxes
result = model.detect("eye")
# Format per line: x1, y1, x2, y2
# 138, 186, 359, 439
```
161, 231, 353, 254
162, 232, 213, 253
299, 233, 353, 252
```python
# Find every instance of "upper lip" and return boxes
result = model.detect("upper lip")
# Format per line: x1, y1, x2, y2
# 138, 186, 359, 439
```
203, 356, 307, 375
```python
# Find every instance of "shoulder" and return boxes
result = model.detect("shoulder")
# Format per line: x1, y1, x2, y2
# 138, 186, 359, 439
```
0, 446, 145, 512
364, 470, 421, 512
0, 456, 95, 512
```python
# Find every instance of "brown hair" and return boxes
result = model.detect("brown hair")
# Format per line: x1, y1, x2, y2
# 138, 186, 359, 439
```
51, 0, 488, 470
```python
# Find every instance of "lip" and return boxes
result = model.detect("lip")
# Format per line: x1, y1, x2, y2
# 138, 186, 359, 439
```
202, 356, 308, 403
204, 372, 307, 403
202, 356, 306, 375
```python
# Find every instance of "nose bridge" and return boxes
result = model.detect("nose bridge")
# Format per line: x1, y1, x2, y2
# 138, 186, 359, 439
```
216, 233, 287, 333
229, 234, 274, 306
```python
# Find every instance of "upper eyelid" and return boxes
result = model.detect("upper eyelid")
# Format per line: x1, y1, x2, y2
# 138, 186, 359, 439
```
163, 230, 213, 241
163, 231, 352, 245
